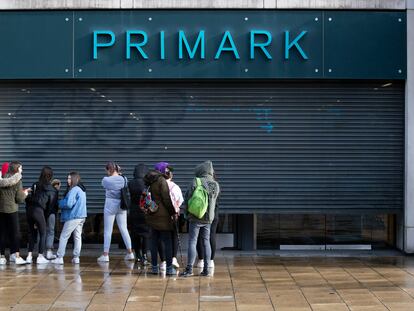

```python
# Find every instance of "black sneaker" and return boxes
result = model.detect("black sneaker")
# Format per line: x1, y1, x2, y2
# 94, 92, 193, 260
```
166, 266, 178, 276
181, 268, 194, 277
143, 255, 150, 266
150, 265, 159, 274
200, 269, 212, 277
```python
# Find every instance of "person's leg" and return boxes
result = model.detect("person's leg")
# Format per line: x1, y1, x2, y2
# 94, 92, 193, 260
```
210, 218, 219, 260
103, 213, 116, 254
115, 211, 132, 252
143, 235, 150, 259
160, 231, 173, 268
0, 213, 5, 255
8, 212, 21, 255
196, 233, 204, 260
172, 223, 178, 259
200, 224, 211, 271
46, 214, 56, 251
57, 220, 78, 258
72, 219, 85, 258
158, 239, 166, 262
26, 209, 36, 253
186, 222, 201, 270
32, 208, 47, 255
150, 229, 160, 267
135, 235, 143, 260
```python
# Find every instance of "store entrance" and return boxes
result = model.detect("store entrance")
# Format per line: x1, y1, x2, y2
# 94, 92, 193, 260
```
257, 214, 397, 250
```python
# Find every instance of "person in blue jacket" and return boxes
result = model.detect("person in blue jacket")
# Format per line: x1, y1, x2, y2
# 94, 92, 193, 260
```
51, 172, 87, 265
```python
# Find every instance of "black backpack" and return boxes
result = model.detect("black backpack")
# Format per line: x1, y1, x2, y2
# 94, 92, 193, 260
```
120, 175, 131, 210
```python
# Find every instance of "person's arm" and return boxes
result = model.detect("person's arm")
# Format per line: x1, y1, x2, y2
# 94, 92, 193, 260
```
0, 173, 22, 187
15, 181, 27, 204
46, 188, 58, 214
59, 188, 77, 209
160, 179, 175, 216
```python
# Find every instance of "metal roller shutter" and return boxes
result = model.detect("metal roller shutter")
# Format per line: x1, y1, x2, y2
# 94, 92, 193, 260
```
0, 81, 404, 214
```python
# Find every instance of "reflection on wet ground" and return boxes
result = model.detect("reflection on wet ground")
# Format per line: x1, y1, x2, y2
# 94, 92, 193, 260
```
1, 254, 414, 310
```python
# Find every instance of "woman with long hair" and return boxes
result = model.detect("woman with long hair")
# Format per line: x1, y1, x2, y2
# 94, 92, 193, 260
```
51, 172, 87, 264
98, 162, 134, 262
25, 166, 58, 264
0, 161, 30, 265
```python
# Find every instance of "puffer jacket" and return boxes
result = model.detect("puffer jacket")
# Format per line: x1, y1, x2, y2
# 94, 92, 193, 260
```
0, 173, 26, 214
143, 170, 176, 231
185, 161, 220, 224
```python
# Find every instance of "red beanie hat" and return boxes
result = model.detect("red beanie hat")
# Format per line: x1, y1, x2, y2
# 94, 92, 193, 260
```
1, 162, 9, 176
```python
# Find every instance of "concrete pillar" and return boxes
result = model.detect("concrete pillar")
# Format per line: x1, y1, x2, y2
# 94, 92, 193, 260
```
405, 1, 414, 253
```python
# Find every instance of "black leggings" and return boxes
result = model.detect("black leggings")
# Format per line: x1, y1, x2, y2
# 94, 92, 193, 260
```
151, 229, 173, 267
197, 217, 219, 260
157, 221, 179, 261
26, 207, 47, 254
132, 234, 149, 260
0, 212, 20, 255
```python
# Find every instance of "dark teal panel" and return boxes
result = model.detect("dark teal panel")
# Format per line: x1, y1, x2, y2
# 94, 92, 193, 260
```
324, 11, 406, 79
0, 11, 407, 80
74, 10, 323, 79
0, 12, 73, 78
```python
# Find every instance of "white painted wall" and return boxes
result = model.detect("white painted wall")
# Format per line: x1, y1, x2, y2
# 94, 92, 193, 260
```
405, 1, 414, 253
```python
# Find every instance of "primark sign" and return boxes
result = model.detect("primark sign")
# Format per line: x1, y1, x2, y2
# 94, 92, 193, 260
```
92, 30, 309, 61
0, 10, 407, 79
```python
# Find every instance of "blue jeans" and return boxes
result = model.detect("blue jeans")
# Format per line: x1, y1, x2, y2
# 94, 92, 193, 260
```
187, 222, 211, 271
46, 214, 56, 250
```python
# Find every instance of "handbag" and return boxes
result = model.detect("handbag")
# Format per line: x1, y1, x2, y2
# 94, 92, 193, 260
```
120, 175, 131, 210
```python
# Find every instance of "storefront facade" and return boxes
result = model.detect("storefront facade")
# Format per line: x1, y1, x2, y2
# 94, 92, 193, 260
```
0, 0, 412, 252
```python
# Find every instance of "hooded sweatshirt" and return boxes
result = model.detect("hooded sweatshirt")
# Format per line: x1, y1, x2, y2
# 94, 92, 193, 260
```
128, 164, 148, 211
185, 161, 220, 224
144, 170, 176, 231
102, 174, 128, 214
59, 184, 87, 222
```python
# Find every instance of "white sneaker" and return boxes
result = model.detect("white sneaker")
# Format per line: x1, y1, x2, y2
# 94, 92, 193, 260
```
124, 253, 135, 261
97, 255, 109, 262
160, 261, 167, 271
208, 260, 215, 268
46, 250, 56, 260
15, 257, 27, 265
0, 256, 7, 265
37, 254, 49, 264
196, 259, 204, 268
51, 257, 64, 265
72, 257, 80, 264
26, 254, 33, 264
172, 257, 180, 268
9, 253, 16, 262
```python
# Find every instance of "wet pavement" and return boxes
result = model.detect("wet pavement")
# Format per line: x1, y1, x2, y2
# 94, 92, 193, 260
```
1, 253, 414, 311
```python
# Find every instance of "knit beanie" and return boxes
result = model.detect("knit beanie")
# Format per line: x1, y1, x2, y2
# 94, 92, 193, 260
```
1, 162, 9, 176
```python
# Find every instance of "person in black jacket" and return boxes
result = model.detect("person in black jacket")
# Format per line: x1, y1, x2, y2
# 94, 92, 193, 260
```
128, 164, 151, 265
45, 179, 61, 260
25, 166, 58, 264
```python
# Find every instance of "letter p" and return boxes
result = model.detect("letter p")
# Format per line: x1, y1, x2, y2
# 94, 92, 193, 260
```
93, 30, 115, 60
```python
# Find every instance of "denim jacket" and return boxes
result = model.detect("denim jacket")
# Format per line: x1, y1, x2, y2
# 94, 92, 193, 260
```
59, 185, 87, 222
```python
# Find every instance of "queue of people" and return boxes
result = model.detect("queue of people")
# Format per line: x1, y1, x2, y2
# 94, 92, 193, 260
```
0, 159, 220, 277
